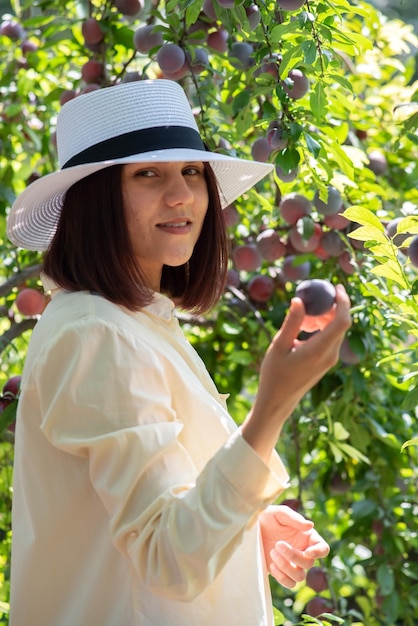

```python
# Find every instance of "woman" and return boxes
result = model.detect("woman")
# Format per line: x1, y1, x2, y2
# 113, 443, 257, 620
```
7, 79, 351, 626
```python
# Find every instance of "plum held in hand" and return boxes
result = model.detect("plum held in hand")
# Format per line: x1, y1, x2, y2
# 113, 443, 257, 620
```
295, 279, 336, 316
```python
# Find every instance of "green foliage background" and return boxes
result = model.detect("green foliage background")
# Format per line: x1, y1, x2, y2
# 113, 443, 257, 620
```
0, 0, 417, 624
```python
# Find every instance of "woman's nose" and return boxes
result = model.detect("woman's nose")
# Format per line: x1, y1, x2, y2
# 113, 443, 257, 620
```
164, 173, 194, 206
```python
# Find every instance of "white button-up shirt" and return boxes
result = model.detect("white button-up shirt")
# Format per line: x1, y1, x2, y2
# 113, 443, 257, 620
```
10, 289, 289, 625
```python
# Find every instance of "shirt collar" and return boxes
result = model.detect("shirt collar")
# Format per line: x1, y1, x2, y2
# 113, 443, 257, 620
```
142, 292, 176, 321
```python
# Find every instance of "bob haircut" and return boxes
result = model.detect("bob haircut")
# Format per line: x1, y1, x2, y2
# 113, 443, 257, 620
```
43, 163, 229, 314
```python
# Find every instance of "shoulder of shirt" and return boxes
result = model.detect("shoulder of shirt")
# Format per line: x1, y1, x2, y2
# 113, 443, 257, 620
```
43, 288, 175, 324
25, 290, 177, 364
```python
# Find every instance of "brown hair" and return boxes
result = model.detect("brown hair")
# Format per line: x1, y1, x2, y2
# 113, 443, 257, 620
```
43, 163, 229, 314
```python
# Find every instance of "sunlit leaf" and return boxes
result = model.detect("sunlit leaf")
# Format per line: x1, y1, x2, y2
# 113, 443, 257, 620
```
342, 206, 385, 231
348, 225, 388, 244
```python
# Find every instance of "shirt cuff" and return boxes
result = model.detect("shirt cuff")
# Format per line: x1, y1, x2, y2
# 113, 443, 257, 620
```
215, 429, 290, 508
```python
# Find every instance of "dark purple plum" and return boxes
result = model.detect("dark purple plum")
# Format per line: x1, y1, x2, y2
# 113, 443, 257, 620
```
295, 279, 336, 316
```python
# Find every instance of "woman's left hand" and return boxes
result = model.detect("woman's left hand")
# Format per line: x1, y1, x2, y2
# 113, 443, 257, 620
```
259, 504, 330, 588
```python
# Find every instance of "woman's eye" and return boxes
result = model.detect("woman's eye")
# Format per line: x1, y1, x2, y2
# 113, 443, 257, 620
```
134, 169, 156, 177
183, 166, 203, 176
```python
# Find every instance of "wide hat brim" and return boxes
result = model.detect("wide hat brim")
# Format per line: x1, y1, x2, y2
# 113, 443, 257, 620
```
7, 148, 273, 251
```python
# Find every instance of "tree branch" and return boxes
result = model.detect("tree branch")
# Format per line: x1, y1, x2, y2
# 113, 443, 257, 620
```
0, 264, 43, 298
0, 319, 37, 355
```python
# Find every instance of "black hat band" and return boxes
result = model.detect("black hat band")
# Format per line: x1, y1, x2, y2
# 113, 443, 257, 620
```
62, 125, 206, 169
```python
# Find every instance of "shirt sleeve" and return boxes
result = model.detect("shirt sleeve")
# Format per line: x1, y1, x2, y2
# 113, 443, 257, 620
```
35, 319, 288, 601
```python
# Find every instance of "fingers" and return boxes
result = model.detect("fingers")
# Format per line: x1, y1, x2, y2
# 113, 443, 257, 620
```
304, 544, 330, 560
269, 541, 315, 588
304, 537, 331, 560
273, 504, 314, 531
268, 535, 330, 588
323, 284, 352, 336
270, 297, 305, 353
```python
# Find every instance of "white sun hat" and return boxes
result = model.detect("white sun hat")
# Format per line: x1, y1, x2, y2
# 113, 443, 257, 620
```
7, 79, 273, 251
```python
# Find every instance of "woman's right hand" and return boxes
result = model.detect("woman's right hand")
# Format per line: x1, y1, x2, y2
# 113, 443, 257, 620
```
241, 284, 352, 463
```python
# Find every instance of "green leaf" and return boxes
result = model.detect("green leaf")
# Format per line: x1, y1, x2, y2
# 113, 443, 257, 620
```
337, 442, 371, 464
327, 73, 354, 94
302, 39, 317, 64
0, 399, 17, 432
113, 25, 136, 50
274, 147, 301, 171
371, 263, 408, 289
401, 437, 418, 451
185, 0, 205, 27
342, 206, 385, 231
329, 441, 344, 463
351, 499, 376, 519
333, 421, 350, 441
273, 606, 285, 625
305, 132, 321, 157
232, 90, 250, 118
220, 322, 241, 336
348, 225, 388, 244
395, 216, 418, 234
377, 564, 395, 595
310, 82, 327, 121
401, 385, 418, 411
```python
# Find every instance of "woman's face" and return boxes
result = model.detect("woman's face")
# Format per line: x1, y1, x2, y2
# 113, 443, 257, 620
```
122, 161, 209, 292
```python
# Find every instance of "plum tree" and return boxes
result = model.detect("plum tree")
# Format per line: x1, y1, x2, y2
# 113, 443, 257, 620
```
232, 244, 262, 272
3, 376, 21, 398
1, 2, 418, 623
81, 59, 105, 84
113, 0, 144, 16
187, 47, 209, 73
281, 256, 311, 282
313, 185, 342, 216
319, 230, 345, 257
82, 17, 104, 46
156, 44, 186, 73
277, 0, 306, 10
202, 0, 217, 19
339, 336, 361, 364
254, 53, 281, 79
133, 24, 163, 54
279, 193, 311, 224
21, 39, 38, 54
266, 122, 289, 151
245, 5, 261, 30
15, 288, 46, 316
367, 150, 388, 175
323, 212, 349, 230
251, 137, 271, 162
225, 268, 240, 288
338, 250, 356, 275
306, 566, 329, 592
256, 229, 286, 261
283, 68, 310, 99
223, 204, 240, 228
288, 220, 322, 253
229, 41, 254, 70
187, 20, 209, 44
207, 28, 229, 53
305, 596, 333, 618
217, 0, 244, 7
248, 275, 275, 302
0, 19, 25, 40
407, 235, 418, 268
295, 279, 336, 316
